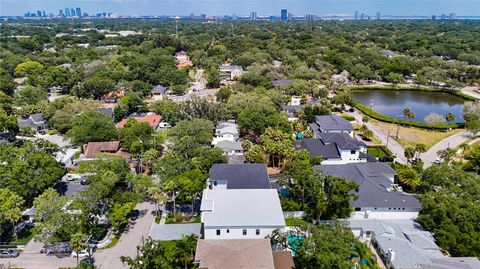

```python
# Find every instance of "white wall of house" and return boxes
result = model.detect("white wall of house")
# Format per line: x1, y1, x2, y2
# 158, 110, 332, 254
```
204, 226, 282, 240
339, 148, 363, 162
208, 179, 227, 190
350, 207, 420, 220
212, 133, 238, 145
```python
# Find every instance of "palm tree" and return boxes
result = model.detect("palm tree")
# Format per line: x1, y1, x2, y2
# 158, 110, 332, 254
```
414, 143, 427, 159
397, 168, 421, 189
176, 234, 198, 269
445, 112, 455, 125
70, 232, 87, 267
147, 186, 165, 216
403, 107, 416, 127
459, 143, 470, 162
163, 181, 178, 219
351, 242, 377, 269
404, 147, 416, 160
3, 193, 24, 241
363, 129, 374, 141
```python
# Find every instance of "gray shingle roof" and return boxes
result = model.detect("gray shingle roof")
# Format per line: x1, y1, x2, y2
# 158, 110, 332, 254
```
30, 113, 44, 123
315, 115, 354, 132
210, 163, 271, 189
53, 181, 89, 198
294, 139, 340, 158
152, 85, 167, 94
349, 219, 444, 269
215, 140, 243, 151
318, 132, 364, 150
421, 257, 480, 269
315, 163, 421, 208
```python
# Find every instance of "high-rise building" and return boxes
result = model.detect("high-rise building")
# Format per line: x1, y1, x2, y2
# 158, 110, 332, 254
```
440, 14, 447, 20
76, 8, 82, 18
58, 9, 64, 17
360, 13, 365, 20
281, 9, 288, 21
432, 15, 436, 20
449, 13, 456, 20
250, 11, 257, 20
71, 8, 76, 16
376, 12, 381, 20
37, 10, 42, 17
65, 8, 70, 17
42, 11, 46, 17
354, 11, 359, 20
305, 14, 315, 20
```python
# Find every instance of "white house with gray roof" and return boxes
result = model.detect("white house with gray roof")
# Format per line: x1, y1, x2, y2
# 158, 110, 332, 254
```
349, 219, 480, 269
214, 140, 244, 156
316, 163, 421, 219
18, 113, 46, 132
211, 120, 239, 146
200, 189, 285, 239
310, 115, 354, 137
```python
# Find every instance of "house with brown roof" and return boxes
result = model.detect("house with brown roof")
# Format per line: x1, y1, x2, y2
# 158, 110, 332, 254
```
82, 141, 130, 159
195, 239, 294, 269
117, 113, 162, 129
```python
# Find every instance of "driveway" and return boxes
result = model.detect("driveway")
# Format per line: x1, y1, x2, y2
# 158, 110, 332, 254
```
420, 131, 473, 168
94, 202, 156, 269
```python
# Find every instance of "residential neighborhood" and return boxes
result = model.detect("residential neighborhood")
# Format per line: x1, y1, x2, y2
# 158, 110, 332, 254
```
1, 6, 480, 269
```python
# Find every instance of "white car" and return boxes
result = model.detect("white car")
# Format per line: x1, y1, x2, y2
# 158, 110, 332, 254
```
71, 250, 91, 258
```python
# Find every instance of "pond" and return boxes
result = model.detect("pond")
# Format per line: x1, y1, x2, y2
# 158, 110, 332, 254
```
351, 90, 466, 123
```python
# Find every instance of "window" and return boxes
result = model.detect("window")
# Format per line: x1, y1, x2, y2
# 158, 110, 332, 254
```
226, 229, 230, 233
213, 181, 217, 186
242, 229, 247, 235
256, 229, 260, 235
355, 207, 361, 211
216, 230, 220, 236
351, 150, 356, 154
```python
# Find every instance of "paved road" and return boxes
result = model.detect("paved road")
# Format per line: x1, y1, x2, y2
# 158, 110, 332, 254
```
94, 202, 156, 269
352, 110, 408, 164
420, 131, 473, 168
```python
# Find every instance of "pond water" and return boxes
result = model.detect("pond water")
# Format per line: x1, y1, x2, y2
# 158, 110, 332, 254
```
351, 90, 466, 123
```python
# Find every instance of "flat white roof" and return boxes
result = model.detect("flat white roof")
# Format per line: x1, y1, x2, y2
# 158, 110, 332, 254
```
201, 189, 285, 228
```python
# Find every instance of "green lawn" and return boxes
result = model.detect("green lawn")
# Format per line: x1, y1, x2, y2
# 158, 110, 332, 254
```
285, 218, 310, 227
367, 146, 392, 158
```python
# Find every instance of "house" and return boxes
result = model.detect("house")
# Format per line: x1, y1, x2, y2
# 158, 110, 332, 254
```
175, 51, 189, 62
82, 141, 126, 159
18, 113, 46, 132
316, 163, 421, 219
195, 239, 274, 269
211, 121, 239, 145
55, 147, 80, 167
98, 107, 114, 119
208, 163, 271, 190
200, 189, 285, 239
294, 134, 369, 165
151, 85, 168, 96
101, 90, 124, 103
195, 239, 295, 269
214, 140, 244, 156
118, 113, 162, 129
309, 115, 354, 137
349, 219, 480, 269
219, 64, 244, 81
281, 105, 304, 121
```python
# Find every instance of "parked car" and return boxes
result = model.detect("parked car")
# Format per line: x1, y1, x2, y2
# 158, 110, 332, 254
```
71, 249, 91, 258
41, 242, 72, 257
0, 249, 20, 258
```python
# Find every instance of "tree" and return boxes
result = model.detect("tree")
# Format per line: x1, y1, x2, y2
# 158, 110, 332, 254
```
168, 119, 214, 158
66, 111, 118, 145
385, 72, 404, 86
150, 100, 183, 126
362, 115, 369, 124
216, 87, 232, 103
362, 129, 374, 140
459, 143, 470, 162
402, 107, 415, 126
414, 143, 427, 159
108, 202, 135, 232
0, 188, 24, 239
119, 119, 155, 155
258, 127, 295, 168
404, 146, 416, 160
15, 85, 48, 106
445, 112, 455, 125
424, 112, 446, 129
237, 103, 284, 137
72, 77, 116, 99
397, 168, 420, 190
48, 99, 101, 133
70, 232, 88, 267
121, 235, 198, 269
245, 144, 269, 164
14, 60, 44, 77
437, 148, 456, 164
205, 68, 220, 88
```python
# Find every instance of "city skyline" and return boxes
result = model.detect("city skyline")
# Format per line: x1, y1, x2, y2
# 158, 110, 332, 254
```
1, 0, 480, 17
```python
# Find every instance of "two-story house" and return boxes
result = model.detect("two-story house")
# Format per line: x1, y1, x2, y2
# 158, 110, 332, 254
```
18, 113, 46, 133
309, 115, 354, 137
211, 121, 239, 146
208, 163, 271, 190
200, 188, 285, 239
219, 64, 244, 81
316, 163, 421, 220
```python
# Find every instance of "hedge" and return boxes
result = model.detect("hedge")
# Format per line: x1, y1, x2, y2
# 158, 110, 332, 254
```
346, 85, 477, 101
354, 102, 464, 130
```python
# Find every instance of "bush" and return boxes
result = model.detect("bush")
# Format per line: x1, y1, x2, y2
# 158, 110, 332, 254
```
354, 102, 463, 130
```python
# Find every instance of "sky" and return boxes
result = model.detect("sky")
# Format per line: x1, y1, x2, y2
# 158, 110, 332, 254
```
1, 0, 479, 17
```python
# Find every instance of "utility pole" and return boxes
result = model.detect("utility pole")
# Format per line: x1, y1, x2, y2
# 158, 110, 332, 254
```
174, 16, 180, 38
